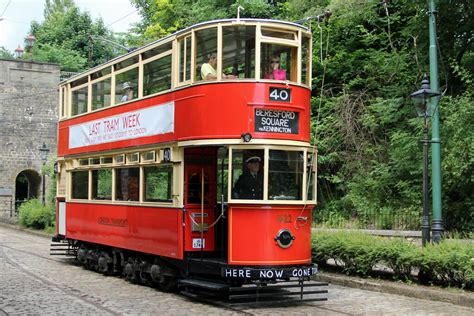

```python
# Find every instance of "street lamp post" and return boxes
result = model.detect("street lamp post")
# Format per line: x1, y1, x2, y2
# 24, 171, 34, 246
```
39, 142, 50, 205
25, 34, 36, 60
14, 45, 24, 59
410, 75, 440, 246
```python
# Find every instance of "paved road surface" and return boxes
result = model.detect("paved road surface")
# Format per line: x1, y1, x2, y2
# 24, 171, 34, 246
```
0, 225, 472, 315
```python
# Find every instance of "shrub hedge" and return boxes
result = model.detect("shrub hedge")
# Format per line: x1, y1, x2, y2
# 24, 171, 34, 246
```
312, 231, 473, 289
18, 199, 55, 230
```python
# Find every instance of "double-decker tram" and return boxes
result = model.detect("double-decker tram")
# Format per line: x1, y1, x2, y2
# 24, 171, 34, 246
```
53, 18, 326, 304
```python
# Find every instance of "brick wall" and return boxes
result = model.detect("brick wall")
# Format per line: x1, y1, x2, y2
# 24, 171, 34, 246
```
0, 59, 59, 215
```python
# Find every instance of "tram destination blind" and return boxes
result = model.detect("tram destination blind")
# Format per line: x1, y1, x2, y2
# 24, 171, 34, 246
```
254, 109, 299, 134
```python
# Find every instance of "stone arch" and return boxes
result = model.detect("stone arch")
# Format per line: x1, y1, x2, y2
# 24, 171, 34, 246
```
15, 169, 41, 204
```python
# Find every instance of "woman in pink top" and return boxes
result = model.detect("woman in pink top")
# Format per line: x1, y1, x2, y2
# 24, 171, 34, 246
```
264, 56, 287, 80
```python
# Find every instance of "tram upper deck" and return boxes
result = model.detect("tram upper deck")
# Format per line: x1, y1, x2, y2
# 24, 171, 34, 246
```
57, 19, 312, 157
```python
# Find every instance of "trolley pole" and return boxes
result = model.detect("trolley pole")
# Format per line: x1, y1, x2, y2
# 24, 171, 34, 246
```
428, 0, 443, 243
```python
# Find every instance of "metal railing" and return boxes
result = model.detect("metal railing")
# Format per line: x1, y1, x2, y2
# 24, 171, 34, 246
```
314, 210, 422, 231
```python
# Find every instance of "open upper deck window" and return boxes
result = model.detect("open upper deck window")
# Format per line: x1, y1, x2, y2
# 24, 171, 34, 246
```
195, 28, 217, 81
71, 85, 88, 116
301, 34, 311, 86
178, 35, 192, 83
222, 26, 256, 79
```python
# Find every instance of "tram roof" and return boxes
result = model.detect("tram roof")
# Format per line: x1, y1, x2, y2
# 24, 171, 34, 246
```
61, 18, 310, 84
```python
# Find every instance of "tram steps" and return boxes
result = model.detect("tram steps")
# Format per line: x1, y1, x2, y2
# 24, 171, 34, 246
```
178, 278, 229, 291
50, 242, 76, 257
179, 278, 328, 306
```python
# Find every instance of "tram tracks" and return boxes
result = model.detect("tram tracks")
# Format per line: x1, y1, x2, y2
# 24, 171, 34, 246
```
0, 246, 119, 315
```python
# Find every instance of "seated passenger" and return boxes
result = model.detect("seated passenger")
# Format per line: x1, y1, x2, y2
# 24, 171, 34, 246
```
201, 53, 235, 80
121, 82, 134, 102
264, 56, 286, 80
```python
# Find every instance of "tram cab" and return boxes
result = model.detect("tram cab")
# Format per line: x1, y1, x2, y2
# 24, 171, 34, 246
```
54, 18, 318, 296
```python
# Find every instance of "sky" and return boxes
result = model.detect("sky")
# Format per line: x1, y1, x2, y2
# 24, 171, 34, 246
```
0, 0, 141, 53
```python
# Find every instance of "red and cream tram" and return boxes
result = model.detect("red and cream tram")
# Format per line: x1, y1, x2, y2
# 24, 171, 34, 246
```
53, 18, 323, 303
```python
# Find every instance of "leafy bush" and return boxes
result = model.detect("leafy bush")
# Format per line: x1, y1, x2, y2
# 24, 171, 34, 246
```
312, 231, 474, 289
18, 199, 55, 230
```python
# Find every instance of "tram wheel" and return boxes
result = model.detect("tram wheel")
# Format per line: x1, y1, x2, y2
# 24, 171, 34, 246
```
124, 259, 138, 283
97, 252, 112, 275
158, 276, 177, 292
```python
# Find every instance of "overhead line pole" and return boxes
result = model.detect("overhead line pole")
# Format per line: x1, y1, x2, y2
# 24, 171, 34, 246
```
428, 0, 443, 242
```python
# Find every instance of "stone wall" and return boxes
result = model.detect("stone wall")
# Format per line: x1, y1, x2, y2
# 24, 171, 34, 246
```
0, 59, 60, 215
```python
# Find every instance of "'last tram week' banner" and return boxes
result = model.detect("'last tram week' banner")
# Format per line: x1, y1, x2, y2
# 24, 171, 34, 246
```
69, 102, 174, 149
254, 108, 299, 134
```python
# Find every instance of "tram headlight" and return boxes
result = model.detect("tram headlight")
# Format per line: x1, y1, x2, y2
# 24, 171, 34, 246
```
241, 133, 252, 142
274, 229, 295, 249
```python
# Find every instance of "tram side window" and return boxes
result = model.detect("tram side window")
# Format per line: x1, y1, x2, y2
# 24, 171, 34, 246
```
144, 165, 173, 202
71, 87, 88, 116
261, 43, 297, 82
195, 28, 218, 81
143, 55, 172, 96
217, 147, 229, 202
92, 78, 112, 110
187, 170, 211, 204
222, 26, 256, 79
92, 169, 112, 200
115, 60, 139, 104
306, 153, 316, 200
301, 35, 311, 86
179, 35, 192, 82
71, 171, 89, 199
231, 149, 264, 200
268, 150, 303, 200
115, 167, 140, 201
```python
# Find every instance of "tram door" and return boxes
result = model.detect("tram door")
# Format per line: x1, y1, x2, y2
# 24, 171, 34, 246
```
183, 148, 217, 253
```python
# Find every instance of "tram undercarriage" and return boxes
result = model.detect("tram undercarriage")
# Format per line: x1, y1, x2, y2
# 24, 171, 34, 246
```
51, 238, 327, 305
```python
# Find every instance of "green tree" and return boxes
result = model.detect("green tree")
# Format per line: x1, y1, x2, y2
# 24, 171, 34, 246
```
0, 46, 14, 59
27, 0, 117, 71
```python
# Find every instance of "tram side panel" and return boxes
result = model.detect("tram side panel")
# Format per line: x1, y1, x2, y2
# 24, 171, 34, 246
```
57, 83, 311, 158
64, 203, 183, 260
228, 206, 312, 266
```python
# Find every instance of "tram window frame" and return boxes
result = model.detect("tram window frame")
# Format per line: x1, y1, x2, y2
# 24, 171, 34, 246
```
115, 65, 139, 104
306, 152, 317, 202
268, 149, 304, 201
71, 82, 89, 117
143, 51, 173, 97
91, 75, 112, 111
114, 167, 140, 202
195, 27, 218, 82
91, 168, 112, 200
301, 33, 311, 86
71, 170, 89, 200
143, 164, 173, 203
178, 34, 192, 84
221, 25, 256, 80
228, 146, 313, 204
230, 148, 265, 201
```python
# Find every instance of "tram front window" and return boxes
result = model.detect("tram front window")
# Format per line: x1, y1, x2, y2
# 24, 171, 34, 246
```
268, 150, 304, 200
231, 149, 264, 200
222, 26, 256, 79
261, 43, 296, 82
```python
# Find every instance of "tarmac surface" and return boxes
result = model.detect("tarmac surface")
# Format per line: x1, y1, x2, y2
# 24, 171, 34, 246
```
0, 222, 473, 315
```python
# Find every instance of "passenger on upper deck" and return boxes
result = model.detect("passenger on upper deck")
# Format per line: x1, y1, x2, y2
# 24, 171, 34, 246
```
201, 53, 235, 80
121, 82, 134, 102
264, 56, 286, 80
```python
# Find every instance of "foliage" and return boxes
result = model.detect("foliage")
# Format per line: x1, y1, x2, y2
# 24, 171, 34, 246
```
18, 199, 55, 230
25, 0, 118, 71
131, 0, 286, 40
312, 231, 474, 289
0, 46, 14, 59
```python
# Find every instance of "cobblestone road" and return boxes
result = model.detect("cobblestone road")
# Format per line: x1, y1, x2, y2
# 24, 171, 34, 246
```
0, 225, 472, 315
